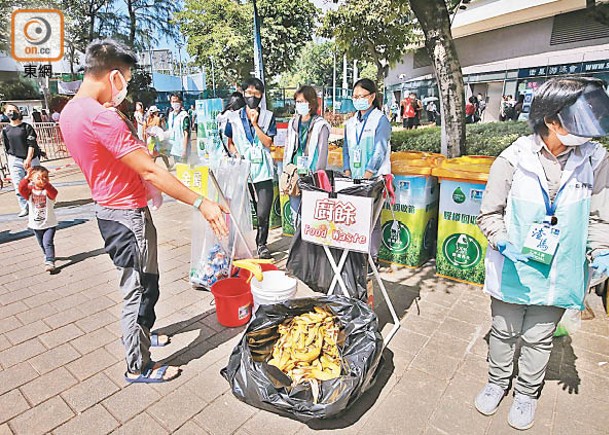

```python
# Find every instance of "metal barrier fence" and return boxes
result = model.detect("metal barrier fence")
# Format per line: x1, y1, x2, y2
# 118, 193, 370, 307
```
0, 122, 70, 188
0, 121, 70, 161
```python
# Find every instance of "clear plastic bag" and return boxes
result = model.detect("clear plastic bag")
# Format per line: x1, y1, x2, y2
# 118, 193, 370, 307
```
555, 309, 582, 337
190, 157, 256, 289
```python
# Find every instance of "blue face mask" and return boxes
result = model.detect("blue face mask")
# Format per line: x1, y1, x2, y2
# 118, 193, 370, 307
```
295, 102, 310, 116
353, 98, 371, 112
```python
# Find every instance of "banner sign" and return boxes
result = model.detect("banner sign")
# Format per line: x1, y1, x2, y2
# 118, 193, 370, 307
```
195, 98, 223, 158
301, 190, 373, 253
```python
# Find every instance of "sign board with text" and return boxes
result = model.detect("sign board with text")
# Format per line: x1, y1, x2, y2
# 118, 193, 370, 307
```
301, 190, 373, 253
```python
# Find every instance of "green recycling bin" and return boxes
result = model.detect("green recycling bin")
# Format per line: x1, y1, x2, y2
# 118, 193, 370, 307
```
431, 156, 495, 286
379, 152, 444, 268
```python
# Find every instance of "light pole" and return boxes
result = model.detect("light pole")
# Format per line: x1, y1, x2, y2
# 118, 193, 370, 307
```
209, 56, 216, 98
177, 41, 184, 96
332, 49, 337, 115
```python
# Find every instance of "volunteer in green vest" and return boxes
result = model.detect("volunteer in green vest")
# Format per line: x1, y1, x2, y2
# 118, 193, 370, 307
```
168, 93, 191, 164
342, 78, 392, 258
283, 85, 330, 227
226, 78, 277, 259
475, 77, 609, 430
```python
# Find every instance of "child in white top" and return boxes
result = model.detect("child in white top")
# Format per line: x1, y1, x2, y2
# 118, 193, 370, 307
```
18, 166, 58, 273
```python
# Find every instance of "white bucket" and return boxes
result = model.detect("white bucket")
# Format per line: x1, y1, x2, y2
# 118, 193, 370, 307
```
250, 271, 298, 313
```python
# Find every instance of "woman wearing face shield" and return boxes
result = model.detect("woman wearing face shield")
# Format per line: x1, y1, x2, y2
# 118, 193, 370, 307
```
282, 85, 330, 228
475, 77, 609, 430
225, 78, 278, 259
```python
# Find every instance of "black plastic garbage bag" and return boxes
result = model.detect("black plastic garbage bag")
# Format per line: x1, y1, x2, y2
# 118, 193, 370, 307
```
220, 295, 384, 421
286, 172, 385, 300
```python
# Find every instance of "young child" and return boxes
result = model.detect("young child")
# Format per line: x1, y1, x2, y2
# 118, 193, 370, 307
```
18, 166, 58, 273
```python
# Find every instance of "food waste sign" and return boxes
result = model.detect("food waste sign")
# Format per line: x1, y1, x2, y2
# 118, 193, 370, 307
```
301, 190, 373, 253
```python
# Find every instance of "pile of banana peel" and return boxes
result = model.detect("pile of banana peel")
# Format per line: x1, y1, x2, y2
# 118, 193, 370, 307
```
247, 307, 343, 403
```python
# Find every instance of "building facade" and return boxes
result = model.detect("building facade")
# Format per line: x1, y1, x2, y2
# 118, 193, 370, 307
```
386, 0, 609, 121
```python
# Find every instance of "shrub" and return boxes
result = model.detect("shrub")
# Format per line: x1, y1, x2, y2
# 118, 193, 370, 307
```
391, 121, 532, 156
391, 121, 609, 155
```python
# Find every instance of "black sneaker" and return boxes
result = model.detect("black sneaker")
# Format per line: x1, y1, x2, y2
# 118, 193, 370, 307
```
258, 245, 272, 260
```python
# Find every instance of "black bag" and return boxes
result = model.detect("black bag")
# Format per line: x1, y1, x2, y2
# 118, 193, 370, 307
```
286, 172, 385, 300
221, 295, 384, 421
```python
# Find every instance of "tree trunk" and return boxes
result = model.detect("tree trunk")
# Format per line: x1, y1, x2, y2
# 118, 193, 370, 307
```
127, 0, 137, 47
409, 0, 466, 157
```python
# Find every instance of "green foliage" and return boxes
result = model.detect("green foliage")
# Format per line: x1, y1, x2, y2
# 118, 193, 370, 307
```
178, 0, 317, 89
391, 122, 533, 155
127, 68, 158, 108
319, 0, 417, 83
280, 41, 338, 88
0, 79, 41, 101
391, 121, 609, 155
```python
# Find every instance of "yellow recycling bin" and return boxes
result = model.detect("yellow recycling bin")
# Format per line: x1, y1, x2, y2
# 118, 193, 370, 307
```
431, 156, 495, 286
379, 151, 444, 268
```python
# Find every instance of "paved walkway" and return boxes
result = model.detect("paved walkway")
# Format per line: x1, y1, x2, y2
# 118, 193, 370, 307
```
0, 167, 608, 434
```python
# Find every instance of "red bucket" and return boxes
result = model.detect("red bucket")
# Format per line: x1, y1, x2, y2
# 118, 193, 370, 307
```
236, 263, 279, 282
211, 278, 253, 327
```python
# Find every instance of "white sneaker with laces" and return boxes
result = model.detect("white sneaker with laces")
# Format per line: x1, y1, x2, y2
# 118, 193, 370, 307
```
508, 392, 537, 431
474, 383, 506, 416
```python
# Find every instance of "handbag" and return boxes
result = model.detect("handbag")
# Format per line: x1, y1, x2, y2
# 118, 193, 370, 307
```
280, 162, 300, 196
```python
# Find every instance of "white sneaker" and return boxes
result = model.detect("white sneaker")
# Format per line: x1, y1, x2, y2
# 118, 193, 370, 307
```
508, 393, 537, 431
17, 208, 28, 217
474, 383, 506, 416
45, 261, 56, 273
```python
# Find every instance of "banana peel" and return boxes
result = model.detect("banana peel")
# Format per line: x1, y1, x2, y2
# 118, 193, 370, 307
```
267, 307, 343, 402
232, 259, 264, 281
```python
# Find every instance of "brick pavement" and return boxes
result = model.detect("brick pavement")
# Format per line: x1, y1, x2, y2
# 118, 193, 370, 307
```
1, 176, 609, 434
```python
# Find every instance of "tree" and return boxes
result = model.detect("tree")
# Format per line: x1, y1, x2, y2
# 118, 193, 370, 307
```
177, 0, 317, 88
409, 0, 465, 157
0, 79, 41, 101
127, 67, 157, 108
177, 0, 254, 90
319, 0, 416, 85
120, 0, 180, 50
280, 41, 340, 88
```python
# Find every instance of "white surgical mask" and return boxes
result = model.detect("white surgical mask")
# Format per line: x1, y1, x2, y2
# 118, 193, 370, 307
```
556, 132, 591, 146
109, 70, 128, 107
295, 102, 310, 116
171, 102, 181, 111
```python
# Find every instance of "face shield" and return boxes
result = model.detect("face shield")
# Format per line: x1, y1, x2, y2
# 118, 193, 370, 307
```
557, 84, 609, 137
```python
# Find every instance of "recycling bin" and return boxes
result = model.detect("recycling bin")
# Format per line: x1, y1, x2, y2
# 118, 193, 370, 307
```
431, 156, 495, 286
378, 152, 444, 268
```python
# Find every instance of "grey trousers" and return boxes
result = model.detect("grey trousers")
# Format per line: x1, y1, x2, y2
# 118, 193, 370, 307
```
95, 205, 159, 374
488, 297, 565, 397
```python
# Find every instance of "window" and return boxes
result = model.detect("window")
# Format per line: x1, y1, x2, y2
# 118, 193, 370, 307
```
551, 9, 609, 45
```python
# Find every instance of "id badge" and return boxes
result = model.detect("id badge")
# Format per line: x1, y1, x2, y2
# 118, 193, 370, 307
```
251, 146, 263, 164
522, 219, 561, 265
296, 155, 308, 174
353, 148, 362, 169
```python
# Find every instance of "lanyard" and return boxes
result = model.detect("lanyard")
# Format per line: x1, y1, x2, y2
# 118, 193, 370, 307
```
536, 177, 567, 217
355, 114, 370, 148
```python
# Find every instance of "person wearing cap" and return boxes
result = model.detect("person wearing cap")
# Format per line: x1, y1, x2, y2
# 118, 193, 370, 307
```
475, 77, 609, 430
145, 106, 170, 169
